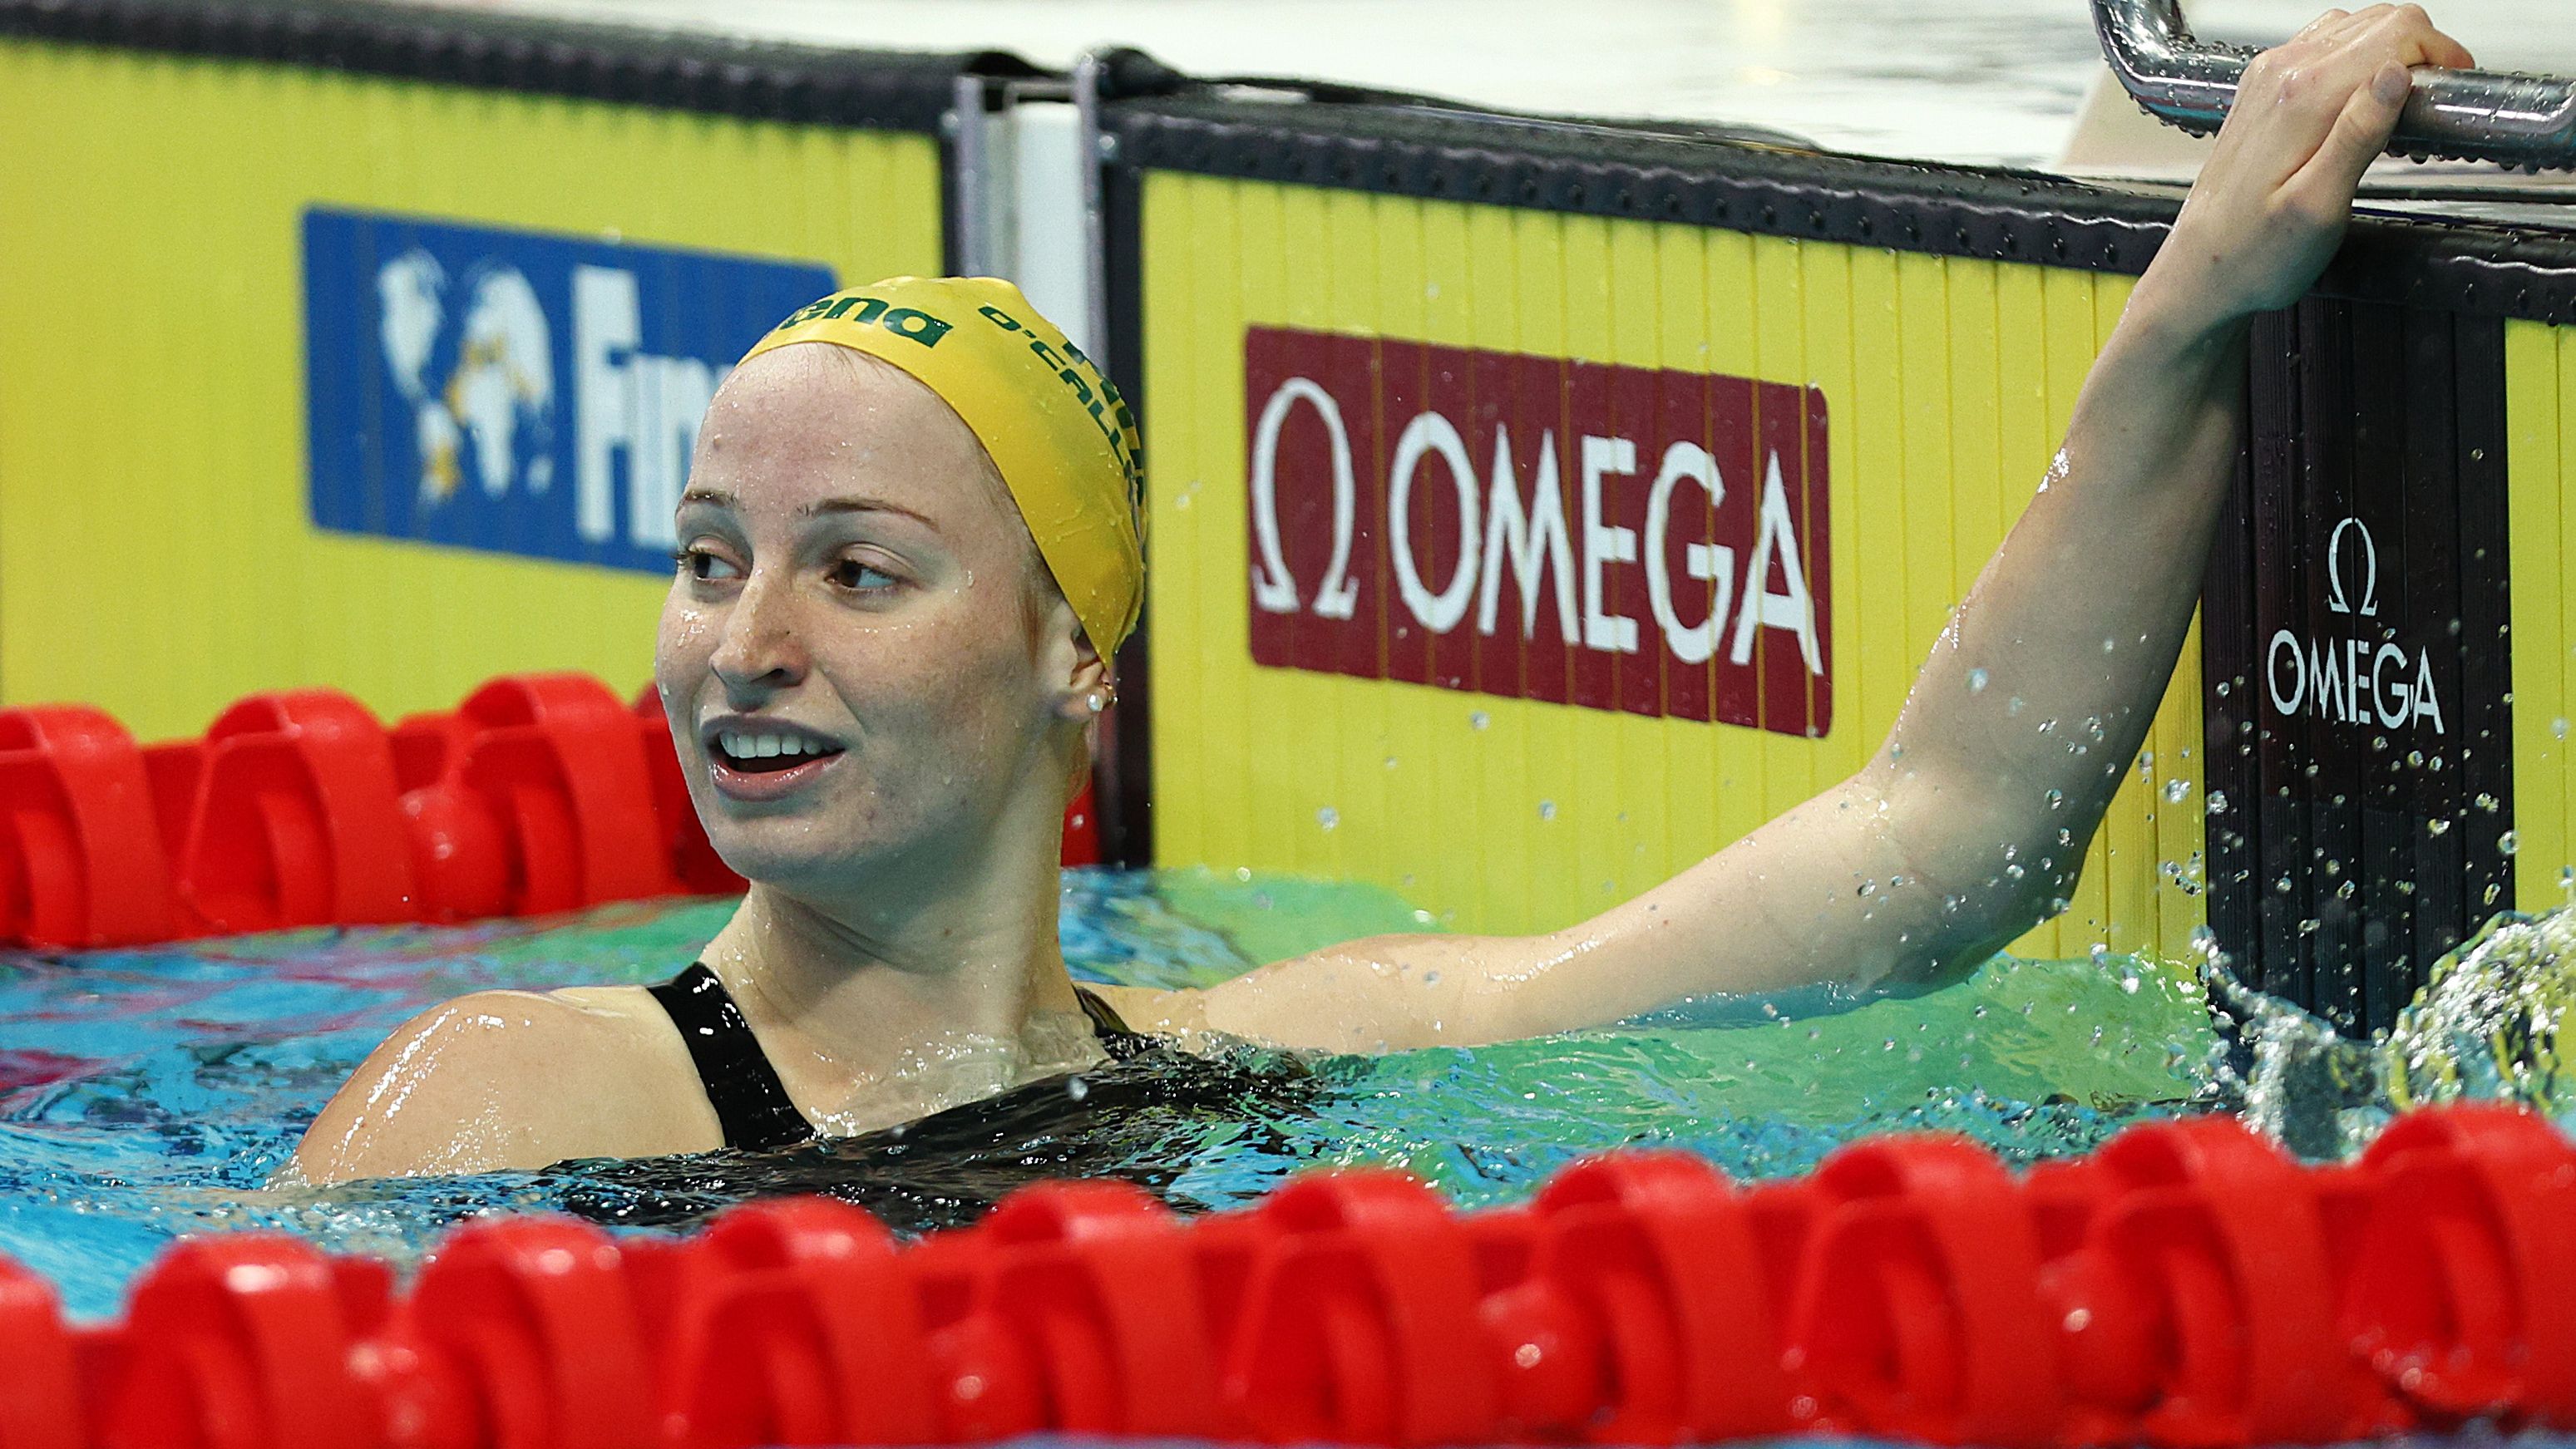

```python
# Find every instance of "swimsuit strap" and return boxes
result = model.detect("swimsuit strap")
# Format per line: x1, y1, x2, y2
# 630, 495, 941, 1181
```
649, 966, 1150, 1150
1073, 984, 1153, 1060
648, 963, 817, 1152
1073, 983, 1128, 1035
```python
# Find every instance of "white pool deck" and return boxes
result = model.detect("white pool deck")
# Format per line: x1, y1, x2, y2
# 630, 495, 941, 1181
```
435, 0, 2576, 180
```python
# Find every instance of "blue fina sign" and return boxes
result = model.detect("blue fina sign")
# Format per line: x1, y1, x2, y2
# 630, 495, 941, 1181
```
303, 208, 836, 571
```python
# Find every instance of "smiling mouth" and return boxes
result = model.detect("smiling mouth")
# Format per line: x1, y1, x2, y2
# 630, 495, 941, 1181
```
708, 730, 847, 774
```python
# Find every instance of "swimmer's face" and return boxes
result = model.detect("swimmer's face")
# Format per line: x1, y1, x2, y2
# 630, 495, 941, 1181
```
656, 344, 1093, 897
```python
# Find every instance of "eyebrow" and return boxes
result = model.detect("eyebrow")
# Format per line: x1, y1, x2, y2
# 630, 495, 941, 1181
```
678, 487, 942, 532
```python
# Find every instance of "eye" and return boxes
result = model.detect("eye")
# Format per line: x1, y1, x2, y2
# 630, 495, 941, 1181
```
674, 545, 744, 583
827, 556, 901, 592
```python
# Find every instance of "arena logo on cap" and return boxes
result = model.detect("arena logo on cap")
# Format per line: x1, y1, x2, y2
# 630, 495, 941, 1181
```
1243, 327, 1832, 737
303, 208, 834, 571
771, 291, 955, 346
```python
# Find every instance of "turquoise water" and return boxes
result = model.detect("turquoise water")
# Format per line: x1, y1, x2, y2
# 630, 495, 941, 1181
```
0, 865, 2566, 1328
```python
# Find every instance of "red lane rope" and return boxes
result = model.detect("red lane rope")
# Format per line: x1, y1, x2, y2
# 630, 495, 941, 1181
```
0, 673, 1108, 949
1, 1104, 2564, 1449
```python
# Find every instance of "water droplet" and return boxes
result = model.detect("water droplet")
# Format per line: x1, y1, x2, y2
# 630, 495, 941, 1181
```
1317, 806, 1340, 830
2206, 791, 2228, 816
2044, 788, 2065, 810
1469, 710, 1491, 731
1066, 1076, 1091, 1102
2164, 778, 2192, 804
1537, 800, 1557, 821
1967, 667, 1990, 692
1384, 755, 1399, 770
2427, 818, 2452, 836
2555, 717, 2570, 741
2500, 830, 2520, 855
2475, 792, 2501, 812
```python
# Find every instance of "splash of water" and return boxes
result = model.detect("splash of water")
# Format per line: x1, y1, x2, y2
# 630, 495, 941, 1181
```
2203, 904, 2576, 1159
2385, 904, 2576, 1116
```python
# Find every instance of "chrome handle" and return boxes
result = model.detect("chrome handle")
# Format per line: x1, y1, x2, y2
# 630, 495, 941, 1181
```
2090, 0, 2576, 170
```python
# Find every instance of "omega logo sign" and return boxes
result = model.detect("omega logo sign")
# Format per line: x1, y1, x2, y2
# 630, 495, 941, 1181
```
2263, 515, 2446, 734
1241, 327, 1832, 737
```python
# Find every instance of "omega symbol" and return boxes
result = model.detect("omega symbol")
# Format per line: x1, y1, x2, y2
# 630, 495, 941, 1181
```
2325, 515, 2378, 618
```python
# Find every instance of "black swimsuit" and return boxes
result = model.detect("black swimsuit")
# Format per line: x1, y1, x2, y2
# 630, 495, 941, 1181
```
645, 961, 1145, 1151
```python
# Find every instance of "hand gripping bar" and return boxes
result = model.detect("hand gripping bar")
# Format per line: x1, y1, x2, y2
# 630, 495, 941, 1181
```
2090, 0, 2576, 170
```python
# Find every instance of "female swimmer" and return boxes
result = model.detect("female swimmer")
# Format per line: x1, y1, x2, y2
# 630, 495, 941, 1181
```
292, 5, 2475, 1182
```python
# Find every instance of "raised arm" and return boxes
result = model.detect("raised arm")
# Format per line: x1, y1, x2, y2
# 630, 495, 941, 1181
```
1167, 5, 2475, 1053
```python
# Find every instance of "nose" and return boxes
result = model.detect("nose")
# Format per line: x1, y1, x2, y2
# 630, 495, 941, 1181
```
707, 568, 809, 703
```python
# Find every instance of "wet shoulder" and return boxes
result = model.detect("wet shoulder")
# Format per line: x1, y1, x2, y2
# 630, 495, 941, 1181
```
290, 984, 722, 1184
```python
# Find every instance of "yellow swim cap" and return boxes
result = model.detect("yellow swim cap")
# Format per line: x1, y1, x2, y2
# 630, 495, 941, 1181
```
742, 278, 1145, 659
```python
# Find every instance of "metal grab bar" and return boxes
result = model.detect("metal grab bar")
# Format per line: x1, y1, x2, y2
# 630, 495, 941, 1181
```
2090, 0, 2576, 170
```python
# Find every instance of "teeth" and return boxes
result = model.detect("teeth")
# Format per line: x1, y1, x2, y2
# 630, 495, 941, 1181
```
715, 729, 832, 762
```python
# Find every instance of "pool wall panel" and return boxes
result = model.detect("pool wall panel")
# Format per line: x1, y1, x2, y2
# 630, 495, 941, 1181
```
2509, 320, 2576, 913
2200, 305, 2521, 1030
1124, 164, 2206, 960
0, 9, 950, 742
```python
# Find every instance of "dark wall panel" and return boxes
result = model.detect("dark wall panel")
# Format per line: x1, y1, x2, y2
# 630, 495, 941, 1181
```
2204, 305, 2514, 1034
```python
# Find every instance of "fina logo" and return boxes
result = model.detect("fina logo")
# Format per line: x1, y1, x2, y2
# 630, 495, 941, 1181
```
375, 249, 558, 507
304, 209, 835, 572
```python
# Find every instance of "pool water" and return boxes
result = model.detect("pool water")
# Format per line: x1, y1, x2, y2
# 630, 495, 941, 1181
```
0, 866, 2568, 1325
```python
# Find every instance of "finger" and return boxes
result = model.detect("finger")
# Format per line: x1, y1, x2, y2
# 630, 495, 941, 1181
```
2406, 23, 2476, 71
2316, 3, 2394, 42
2357, 5, 2476, 71
2288, 60, 2410, 204
2294, 7, 2351, 37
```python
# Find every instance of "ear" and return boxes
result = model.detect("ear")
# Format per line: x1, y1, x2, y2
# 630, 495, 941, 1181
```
1042, 594, 1113, 726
